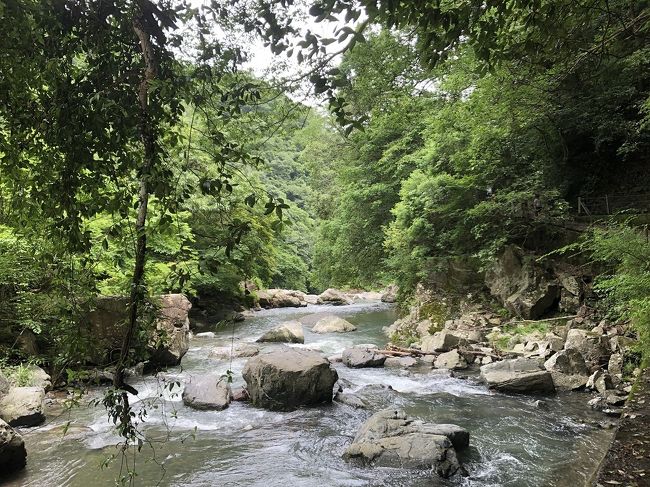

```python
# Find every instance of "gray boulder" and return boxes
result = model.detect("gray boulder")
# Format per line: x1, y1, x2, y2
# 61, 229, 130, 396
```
334, 392, 368, 409
0, 386, 46, 427
242, 349, 338, 411
564, 329, 610, 367
380, 285, 398, 303
318, 288, 352, 305
304, 294, 322, 305
312, 316, 357, 333
343, 409, 466, 478
342, 348, 386, 368
182, 374, 232, 410
256, 320, 304, 343
608, 353, 623, 378
421, 331, 466, 353
434, 350, 468, 370
384, 356, 418, 368
480, 358, 555, 394
586, 370, 614, 394
209, 342, 260, 359
0, 418, 26, 474
543, 349, 589, 390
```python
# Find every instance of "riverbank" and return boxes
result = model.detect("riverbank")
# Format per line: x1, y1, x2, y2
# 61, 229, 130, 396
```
593, 366, 650, 487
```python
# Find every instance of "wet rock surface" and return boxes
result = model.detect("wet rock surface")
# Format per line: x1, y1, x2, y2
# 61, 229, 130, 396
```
343, 409, 468, 478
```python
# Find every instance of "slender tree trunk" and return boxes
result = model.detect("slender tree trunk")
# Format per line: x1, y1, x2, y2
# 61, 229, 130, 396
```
114, 9, 159, 396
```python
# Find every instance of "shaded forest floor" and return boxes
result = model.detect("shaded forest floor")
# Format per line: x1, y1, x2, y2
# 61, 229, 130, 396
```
594, 367, 650, 487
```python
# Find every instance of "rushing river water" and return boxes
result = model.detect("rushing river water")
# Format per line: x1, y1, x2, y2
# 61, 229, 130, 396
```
7, 301, 613, 487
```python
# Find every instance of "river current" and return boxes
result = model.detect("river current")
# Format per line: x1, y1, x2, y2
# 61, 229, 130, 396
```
8, 301, 612, 486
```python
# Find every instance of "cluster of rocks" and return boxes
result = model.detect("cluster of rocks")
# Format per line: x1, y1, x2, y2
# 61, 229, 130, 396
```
385, 299, 637, 408
253, 287, 396, 310
485, 245, 588, 320
0, 365, 52, 475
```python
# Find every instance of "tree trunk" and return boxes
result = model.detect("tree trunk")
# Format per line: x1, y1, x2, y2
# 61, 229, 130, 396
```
113, 9, 159, 395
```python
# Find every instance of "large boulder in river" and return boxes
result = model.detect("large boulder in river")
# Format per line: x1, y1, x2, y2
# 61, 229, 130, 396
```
182, 374, 231, 410
312, 316, 357, 333
342, 347, 386, 368
318, 288, 352, 305
343, 409, 466, 478
0, 418, 26, 474
242, 349, 338, 411
480, 358, 555, 394
543, 349, 589, 390
0, 386, 46, 427
256, 321, 304, 343
421, 331, 467, 353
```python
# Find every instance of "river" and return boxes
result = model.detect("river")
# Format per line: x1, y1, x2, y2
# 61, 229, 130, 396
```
7, 301, 612, 486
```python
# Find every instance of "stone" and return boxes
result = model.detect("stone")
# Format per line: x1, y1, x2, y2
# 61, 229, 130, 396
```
384, 356, 418, 368
304, 294, 322, 305
609, 335, 635, 353
256, 289, 306, 308
608, 353, 623, 378
318, 288, 353, 305
182, 374, 231, 410
543, 349, 589, 390
342, 348, 386, 368
604, 391, 627, 406
0, 386, 46, 427
434, 350, 468, 370
232, 387, 249, 402
0, 418, 26, 474
343, 409, 466, 478
242, 349, 338, 411
564, 329, 610, 367
380, 285, 398, 303
586, 370, 614, 394
209, 342, 260, 359
334, 392, 368, 409
421, 331, 466, 353
256, 320, 304, 343
544, 333, 565, 352
312, 316, 357, 334
480, 358, 555, 394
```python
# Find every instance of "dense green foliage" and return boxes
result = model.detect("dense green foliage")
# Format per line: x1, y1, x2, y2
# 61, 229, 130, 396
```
0, 0, 649, 390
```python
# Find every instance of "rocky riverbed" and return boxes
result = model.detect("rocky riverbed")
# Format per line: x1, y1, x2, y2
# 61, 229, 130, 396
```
0, 299, 621, 486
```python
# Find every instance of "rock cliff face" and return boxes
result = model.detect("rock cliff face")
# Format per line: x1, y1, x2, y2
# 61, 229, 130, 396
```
485, 245, 589, 319
87, 293, 191, 366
